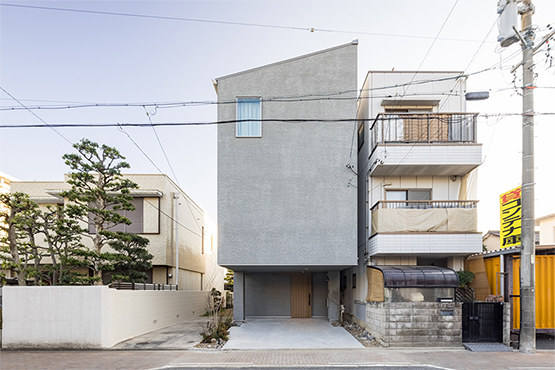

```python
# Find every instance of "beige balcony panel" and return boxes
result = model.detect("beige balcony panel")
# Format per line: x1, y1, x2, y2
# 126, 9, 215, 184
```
371, 207, 477, 235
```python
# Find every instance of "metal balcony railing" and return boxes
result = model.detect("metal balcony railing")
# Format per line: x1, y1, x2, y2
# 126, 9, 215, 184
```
371, 200, 478, 213
370, 113, 478, 153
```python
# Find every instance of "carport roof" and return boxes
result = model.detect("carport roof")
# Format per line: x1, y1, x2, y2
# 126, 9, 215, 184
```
369, 265, 459, 288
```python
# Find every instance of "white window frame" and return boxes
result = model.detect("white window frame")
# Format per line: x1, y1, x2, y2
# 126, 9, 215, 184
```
236, 97, 262, 138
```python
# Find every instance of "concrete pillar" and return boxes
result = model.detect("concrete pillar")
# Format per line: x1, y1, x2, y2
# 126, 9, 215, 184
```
233, 271, 245, 322
327, 270, 340, 321
503, 302, 512, 347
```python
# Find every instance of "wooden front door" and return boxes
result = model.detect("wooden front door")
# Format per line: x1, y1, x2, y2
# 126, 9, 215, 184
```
291, 274, 311, 318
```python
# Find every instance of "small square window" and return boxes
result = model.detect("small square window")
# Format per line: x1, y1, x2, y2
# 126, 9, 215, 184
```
237, 97, 261, 137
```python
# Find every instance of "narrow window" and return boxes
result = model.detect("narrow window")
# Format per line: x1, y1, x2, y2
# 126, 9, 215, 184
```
352, 273, 356, 289
358, 122, 365, 151
237, 97, 261, 137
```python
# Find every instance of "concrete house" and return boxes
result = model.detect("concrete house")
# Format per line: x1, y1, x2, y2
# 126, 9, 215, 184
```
351, 71, 483, 346
216, 42, 358, 322
9, 174, 225, 291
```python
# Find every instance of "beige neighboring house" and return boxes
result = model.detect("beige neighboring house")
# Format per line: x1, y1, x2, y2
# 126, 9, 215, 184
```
0, 171, 19, 211
1, 172, 20, 278
536, 213, 555, 247
482, 230, 501, 252
9, 174, 225, 291
482, 229, 540, 252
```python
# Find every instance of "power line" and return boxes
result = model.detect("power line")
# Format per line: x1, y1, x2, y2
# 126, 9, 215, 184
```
144, 198, 202, 238
439, 14, 500, 112
3, 63, 530, 113
2, 113, 553, 129
143, 106, 180, 188
0, 3, 494, 44
397, 0, 460, 110
0, 92, 462, 111
118, 120, 204, 234
364, 0, 460, 193
0, 86, 73, 144
117, 124, 165, 175
0, 67, 515, 113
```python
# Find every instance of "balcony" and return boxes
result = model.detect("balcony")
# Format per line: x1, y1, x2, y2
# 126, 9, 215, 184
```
368, 113, 482, 177
368, 200, 481, 257
370, 200, 478, 235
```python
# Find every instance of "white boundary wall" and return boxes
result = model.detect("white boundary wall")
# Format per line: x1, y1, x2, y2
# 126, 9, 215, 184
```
1, 286, 209, 348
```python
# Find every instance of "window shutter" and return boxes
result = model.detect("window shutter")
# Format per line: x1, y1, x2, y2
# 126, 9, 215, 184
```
125, 197, 143, 233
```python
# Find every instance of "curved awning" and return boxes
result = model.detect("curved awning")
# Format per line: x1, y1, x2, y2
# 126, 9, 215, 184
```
368, 265, 459, 288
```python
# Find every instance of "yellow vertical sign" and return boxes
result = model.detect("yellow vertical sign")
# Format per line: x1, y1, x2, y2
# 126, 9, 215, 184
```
500, 186, 522, 249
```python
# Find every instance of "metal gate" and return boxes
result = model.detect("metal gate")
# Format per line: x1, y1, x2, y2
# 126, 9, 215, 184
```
462, 302, 503, 342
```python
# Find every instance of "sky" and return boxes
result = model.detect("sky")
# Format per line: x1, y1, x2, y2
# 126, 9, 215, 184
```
1, 0, 554, 233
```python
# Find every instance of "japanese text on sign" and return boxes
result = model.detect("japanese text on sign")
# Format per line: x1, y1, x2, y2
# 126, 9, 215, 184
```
500, 186, 522, 249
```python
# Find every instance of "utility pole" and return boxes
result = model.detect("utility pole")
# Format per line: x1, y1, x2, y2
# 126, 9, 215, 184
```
516, 0, 535, 354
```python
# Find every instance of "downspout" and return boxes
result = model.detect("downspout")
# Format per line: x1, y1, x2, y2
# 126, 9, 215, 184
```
174, 193, 180, 289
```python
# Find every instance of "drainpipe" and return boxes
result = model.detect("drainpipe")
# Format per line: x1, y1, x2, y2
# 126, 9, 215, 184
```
174, 193, 179, 289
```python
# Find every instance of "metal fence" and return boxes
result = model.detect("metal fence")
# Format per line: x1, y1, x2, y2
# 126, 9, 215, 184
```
462, 302, 504, 342
108, 282, 178, 290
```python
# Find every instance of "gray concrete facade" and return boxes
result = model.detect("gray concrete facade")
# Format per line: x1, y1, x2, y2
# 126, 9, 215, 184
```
216, 42, 358, 322
216, 42, 358, 270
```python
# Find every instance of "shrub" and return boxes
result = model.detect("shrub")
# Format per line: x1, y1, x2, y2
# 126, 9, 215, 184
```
457, 270, 475, 287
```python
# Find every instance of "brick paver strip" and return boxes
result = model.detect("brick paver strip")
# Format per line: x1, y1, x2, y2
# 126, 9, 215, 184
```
1, 349, 554, 370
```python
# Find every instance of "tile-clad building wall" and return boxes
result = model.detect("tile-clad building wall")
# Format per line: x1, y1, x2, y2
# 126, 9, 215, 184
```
368, 233, 482, 255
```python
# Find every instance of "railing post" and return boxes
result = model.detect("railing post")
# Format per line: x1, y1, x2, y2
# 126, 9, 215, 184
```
381, 117, 384, 143
427, 114, 430, 143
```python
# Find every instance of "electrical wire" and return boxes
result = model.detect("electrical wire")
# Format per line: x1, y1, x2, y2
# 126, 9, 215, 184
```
366, 0, 460, 193
117, 124, 165, 175
118, 119, 203, 233
144, 198, 202, 238
0, 86, 73, 144
438, 14, 500, 112
2, 113, 553, 129
0, 3, 494, 44
0, 92, 462, 111
143, 106, 180, 187
3, 63, 528, 113
143, 105, 203, 232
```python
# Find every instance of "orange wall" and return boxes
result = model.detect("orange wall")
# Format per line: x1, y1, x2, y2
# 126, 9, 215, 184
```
512, 255, 555, 330
484, 256, 501, 296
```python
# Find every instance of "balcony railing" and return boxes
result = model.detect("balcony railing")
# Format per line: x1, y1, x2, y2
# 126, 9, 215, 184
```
370, 113, 478, 153
370, 200, 478, 235
371, 200, 478, 213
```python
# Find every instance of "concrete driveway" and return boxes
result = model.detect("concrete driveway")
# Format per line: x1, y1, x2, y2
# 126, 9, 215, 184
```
112, 314, 208, 350
223, 318, 364, 350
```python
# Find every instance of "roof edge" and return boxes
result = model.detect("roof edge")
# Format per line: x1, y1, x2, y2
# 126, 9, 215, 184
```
216, 40, 358, 82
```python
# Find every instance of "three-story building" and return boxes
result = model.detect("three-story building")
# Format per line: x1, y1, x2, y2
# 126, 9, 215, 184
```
216, 42, 358, 322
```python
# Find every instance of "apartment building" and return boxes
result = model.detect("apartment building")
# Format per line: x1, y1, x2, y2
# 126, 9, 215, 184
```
351, 71, 483, 346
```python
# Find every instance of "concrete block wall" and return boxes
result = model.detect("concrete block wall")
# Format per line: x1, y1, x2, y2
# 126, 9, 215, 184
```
366, 302, 462, 347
